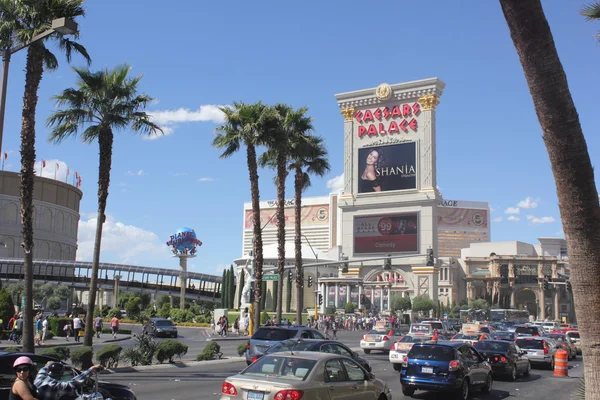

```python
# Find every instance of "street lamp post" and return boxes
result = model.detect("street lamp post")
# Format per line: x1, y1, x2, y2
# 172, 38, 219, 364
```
300, 234, 319, 320
0, 17, 78, 155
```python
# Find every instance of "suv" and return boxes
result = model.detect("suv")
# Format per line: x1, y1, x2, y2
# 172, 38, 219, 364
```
245, 325, 324, 365
514, 325, 544, 337
515, 337, 557, 369
143, 318, 178, 338
400, 342, 493, 400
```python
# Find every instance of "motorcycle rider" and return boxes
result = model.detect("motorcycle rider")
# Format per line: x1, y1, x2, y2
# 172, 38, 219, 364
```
34, 361, 103, 400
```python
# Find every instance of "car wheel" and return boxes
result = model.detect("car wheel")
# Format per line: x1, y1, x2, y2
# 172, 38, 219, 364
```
523, 362, 531, 377
509, 365, 517, 382
401, 385, 415, 397
549, 357, 555, 371
393, 363, 402, 371
455, 379, 469, 400
364, 349, 371, 354
482, 374, 493, 394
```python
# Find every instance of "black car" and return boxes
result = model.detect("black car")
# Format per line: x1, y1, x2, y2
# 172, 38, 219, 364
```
0, 352, 136, 400
143, 318, 178, 338
474, 340, 531, 381
245, 325, 324, 365
258, 338, 371, 372
400, 341, 493, 400
492, 331, 517, 342
514, 325, 544, 337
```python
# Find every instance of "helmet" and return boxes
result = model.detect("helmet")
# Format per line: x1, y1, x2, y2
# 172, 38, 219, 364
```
47, 362, 64, 378
13, 356, 33, 369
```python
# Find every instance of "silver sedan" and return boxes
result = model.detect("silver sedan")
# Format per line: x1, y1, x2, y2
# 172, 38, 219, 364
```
219, 351, 391, 400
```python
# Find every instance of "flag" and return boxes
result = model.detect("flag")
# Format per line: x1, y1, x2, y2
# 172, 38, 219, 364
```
75, 172, 79, 179
77, 176, 82, 187
3, 152, 7, 160
42, 160, 46, 168
67, 168, 70, 177
56, 163, 59, 170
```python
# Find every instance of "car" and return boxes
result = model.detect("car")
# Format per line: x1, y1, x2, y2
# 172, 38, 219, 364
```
360, 328, 404, 354
220, 352, 391, 400
245, 325, 324, 365
515, 337, 557, 369
474, 340, 531, 381
389, 334, 434, 371
256, 338, 371, 372
400, 341, 493, 400
514, 325, 544, 337
143, 318, 178, 338
492, 331, 516, 342
566, 331, 581, 354
545, 333, 577, 360
450, 332, 491, 344
0, 352, 137, 400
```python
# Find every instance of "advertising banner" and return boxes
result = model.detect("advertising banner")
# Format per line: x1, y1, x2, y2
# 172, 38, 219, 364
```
354, 213, 418, 254
357, 142, 416, 193
244, 204, 329, 229
437, 207, 488, 231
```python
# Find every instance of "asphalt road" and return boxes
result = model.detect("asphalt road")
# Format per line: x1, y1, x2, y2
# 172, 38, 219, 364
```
97, 325, 583, 399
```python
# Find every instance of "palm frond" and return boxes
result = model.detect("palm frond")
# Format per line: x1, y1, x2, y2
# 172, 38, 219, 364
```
42, 47, 58, 70
581, 2, 600, 20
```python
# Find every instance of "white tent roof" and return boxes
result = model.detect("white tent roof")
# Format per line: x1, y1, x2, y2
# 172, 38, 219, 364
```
236, 242, 333, 262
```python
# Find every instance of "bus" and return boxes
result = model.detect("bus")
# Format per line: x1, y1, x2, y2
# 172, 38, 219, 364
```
459, 309, 488, 322
489, 308, 530, 323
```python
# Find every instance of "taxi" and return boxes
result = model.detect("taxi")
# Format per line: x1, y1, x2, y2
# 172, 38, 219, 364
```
450, 322, 492, 345
388, 333, 434, 371
360, 327, 404, 354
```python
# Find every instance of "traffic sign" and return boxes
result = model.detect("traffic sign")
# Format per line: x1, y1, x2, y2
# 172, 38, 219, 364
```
263, 274, 279, 281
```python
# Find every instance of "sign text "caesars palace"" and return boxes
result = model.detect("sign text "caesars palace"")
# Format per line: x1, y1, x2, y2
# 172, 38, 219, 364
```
355, 102, 421, 137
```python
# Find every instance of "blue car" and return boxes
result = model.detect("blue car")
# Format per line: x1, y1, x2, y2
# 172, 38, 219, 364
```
400, 341, 493, 400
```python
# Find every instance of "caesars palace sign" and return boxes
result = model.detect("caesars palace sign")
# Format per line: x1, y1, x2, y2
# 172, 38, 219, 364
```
354, 102, 421, 137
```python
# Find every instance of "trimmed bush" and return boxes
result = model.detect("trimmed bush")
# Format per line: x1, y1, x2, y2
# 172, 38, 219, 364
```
48, 318, 73, 337
237, 343, 248, 356
196, 342, 221, 361
261, 311, 270, 324
100, 328, 132, 335
3, 346, 20, 352
71, 346, 94, 370
156, 340, 188, 363
107, 309, 122, 319
96, 344, 122, 368
39, 346, 70, 362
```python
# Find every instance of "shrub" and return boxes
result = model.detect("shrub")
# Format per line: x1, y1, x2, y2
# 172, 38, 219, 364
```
156, 340, 188, 363
121, 334, 157, 366
96, 344, 122, 368
4, 346, 21, 352
71, 346, 94, 369
196, 342, 221, 361
121, 347, 144, 367
169, 309, 196, 323
0, 289, 15, 326
344, 302, 355, 314
325, 306, 336, 316
39, 346, 70, 362
48, 318, 73, 337
44, 331, 54, 340
101, 305, 111, 317
1, 330, 10, 340
101, 328, 132, 335
261, 311, 270, 324
108, 309, 122, 319
237, 343, 248, 356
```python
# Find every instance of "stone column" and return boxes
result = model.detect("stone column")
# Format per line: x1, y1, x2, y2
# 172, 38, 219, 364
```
340, 107, 355, 194
554, 289, 560, 321
358, 284, 363, 309
334, 283, 339, 308
320, 283, 326, 313
417, 94, 440, 190
370, 286, 374, 304
113, 276, 121, 309
552, 263, 558, 279
380, 287, 384, 311
179, 256, 188, 310
510, 290, 516, 309
346, 284, 350, 305
466, 281, 473, 300
539, 284, 545, 320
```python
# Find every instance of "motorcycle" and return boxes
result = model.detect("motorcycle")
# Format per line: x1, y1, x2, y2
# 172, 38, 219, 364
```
74, 368, 112, 400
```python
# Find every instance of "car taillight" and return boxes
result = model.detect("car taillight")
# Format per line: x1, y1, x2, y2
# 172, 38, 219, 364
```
500, 356, 507, 363
275, 390, 303, 400
382, 336, 389, 341
449, 360, 460, 372
544, 342, 549, 354
403, 356, 408, 364
252, 356, 259, 363
221, 382, 237, 396
362, 335, 366, 340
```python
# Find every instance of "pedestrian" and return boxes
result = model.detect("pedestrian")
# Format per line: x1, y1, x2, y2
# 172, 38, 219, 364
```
11, 356, 37, 400
94, 315, 103, 339
332, 320, 338, 340
72, 315, 82, 342
110, 315, 119, 339
35, 317, 43, 346
233, 317, 240, 335
42, 316, 49, 345
63, 320, 72, 341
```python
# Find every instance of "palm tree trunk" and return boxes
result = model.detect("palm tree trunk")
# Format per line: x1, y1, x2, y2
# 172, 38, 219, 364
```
499, 1, 600, 397
19, 43, 44, 354
84, 128, 113, 346
275, 155, 286, 324
294, 166, 303, 326
247, 144, 264, 330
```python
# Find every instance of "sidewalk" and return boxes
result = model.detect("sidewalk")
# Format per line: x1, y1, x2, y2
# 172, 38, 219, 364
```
0, 334, 131, 350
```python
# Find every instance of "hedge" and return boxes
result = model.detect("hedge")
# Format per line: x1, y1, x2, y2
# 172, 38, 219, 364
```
48, 318, 73, 337
39, 346, 70, 362
101, 328, 132, 335
96, 344, 122, 368
196, 342, 221, 361
156, 340, 188, 363
71, 346, 94, 370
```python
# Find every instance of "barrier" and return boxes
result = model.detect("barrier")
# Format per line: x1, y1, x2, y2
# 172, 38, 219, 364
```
554, 349, 569, 377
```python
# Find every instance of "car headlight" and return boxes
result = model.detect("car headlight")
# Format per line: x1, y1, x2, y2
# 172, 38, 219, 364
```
156, 328, 163, 332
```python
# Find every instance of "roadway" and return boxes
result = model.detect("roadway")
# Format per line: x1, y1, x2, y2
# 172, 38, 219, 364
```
98, 326, 583, 399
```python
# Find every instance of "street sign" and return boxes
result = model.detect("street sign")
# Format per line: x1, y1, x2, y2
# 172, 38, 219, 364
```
21, 296, 25, 308
263, 274, 279, 281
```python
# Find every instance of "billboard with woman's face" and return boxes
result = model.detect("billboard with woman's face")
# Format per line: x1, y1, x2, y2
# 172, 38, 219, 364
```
357, 142, 417, 193
353, 212, 418, 254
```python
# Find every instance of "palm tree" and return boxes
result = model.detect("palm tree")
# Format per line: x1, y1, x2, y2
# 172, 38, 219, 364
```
47, 65, 161, 346
581, 2, 600, 40
213, 102, 273, 331
499, 0, 600, 397
289, 134, 329, 326
0, 0, 91, 353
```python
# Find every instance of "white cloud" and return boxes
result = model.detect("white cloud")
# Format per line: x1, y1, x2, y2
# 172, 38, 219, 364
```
526, 215, 556, 224
34, 159, 74, 183
144, 125, 174, 141
507, 216, 520, 222
326, 174, 344, 193
490, 206, 495, 212
76, 214, 165, 264
173, 172, 188, 177
127, 170, 145, 176
505, 207, 520, 214
210, 264, 230, 274
198, 177, 214, 182
146, 104, 227, 139
517, 196, 539, 209
492, 216, 503, 222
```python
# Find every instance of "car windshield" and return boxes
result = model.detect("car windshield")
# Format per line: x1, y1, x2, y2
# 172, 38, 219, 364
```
155, 320, 174, 326
399, 335, 431, 343
474, 341, 510, 352
547, 334, 567, 341
567, 332, 580, 339
267, 341, 314, 353
253, 328, 296, 341
515, 327, 538, 334
516, 339, 544, 350
242, 356, 316, 381
367, 330, 387, 335
494, 332, 515, 339
453, 334, 480, 340
408, 345, 455, 361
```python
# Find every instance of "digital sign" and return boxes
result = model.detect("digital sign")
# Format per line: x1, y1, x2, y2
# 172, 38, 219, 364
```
354, 213, 418, 254
357, 142, 417, 193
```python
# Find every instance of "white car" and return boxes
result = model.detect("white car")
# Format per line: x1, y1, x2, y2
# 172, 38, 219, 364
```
360, 328, 404, 354
389, 334, 434, 371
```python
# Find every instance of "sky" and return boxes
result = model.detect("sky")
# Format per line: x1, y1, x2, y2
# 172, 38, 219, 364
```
1, 1, 599, 276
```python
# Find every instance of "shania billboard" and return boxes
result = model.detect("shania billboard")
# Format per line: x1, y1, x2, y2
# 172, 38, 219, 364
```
354, 213, 418, 254
357, 142, 416, 193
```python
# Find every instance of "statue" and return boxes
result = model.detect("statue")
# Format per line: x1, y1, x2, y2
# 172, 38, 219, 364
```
240, 258, 253, 306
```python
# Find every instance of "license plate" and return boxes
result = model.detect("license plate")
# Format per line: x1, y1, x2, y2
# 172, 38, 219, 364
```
390, 354, 399, 359
421, 367, 433, 374
248, 391, 264, 400
369, 343, 376, 346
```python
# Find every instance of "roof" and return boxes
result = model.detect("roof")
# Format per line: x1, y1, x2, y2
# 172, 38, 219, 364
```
237, 243, 333, 262
470, 270, 491, 276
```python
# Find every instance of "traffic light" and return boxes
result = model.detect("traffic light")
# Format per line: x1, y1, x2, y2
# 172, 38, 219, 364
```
318, 294, 323, 306
567, 281, 572, 292
288, 271, 293, 280
307, 275, 313, 288
543, 279, 549, 290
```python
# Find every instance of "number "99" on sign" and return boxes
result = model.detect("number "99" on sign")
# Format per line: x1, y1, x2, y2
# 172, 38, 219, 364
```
378, 217, 393, 235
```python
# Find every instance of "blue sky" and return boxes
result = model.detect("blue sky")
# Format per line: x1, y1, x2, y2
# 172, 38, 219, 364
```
1, 1, 599, 275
